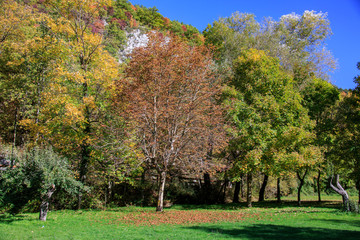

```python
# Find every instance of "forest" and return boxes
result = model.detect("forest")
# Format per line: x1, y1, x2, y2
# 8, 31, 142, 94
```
1, 0, 360, 222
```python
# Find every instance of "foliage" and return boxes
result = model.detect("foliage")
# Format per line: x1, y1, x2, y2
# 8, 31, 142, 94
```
117, 32, 225, 211
224, 49, 318, 180
204, 11, 336, 84
0, 146, 84, 214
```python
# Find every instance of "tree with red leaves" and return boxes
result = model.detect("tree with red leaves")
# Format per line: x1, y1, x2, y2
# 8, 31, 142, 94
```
118, 33, 225, 212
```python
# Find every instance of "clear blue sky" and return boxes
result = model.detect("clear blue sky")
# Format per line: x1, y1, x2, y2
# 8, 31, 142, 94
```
130, 0, 360, 90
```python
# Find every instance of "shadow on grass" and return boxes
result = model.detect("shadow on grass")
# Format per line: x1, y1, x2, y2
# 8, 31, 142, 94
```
0, 214, 35, 224
316, 218, 360, 228
173, 200, 342, 211
185, 224, 360, 240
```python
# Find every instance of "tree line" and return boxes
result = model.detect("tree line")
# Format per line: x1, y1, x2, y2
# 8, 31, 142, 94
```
0, 0, 359, 220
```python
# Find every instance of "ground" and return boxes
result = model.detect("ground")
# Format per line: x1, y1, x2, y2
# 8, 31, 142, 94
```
1, 199, 360, 239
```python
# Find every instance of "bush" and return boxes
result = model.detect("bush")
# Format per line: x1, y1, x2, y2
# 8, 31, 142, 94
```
0, 146, 84, 214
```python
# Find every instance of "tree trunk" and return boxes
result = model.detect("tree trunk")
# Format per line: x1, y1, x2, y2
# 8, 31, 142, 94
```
297, 169, 308, 206
156, 170, 166, 212
258, 174, 268, 202
221, 179, 229, 203
330, 174, 350, 211
317, 170, 321, 202
233, 181, 241, 203
277, 178, 281, 203
241, 175, 245, 199
10, 107, 18, 168
39, 185, 56, 221
77, 122, 91, 210
357, 179, 360, 205
247, 173, 252, 208
203, 172, 212, 204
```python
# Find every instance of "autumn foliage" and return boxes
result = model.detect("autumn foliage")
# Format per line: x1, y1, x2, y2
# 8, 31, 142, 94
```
117, 32, 225, 211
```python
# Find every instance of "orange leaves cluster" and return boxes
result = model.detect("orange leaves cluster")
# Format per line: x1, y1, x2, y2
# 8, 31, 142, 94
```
117, 32, 225, 172
94, 210, 249, 226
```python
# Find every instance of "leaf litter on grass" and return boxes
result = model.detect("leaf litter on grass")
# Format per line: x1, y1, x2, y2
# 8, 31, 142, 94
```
89, 209, 274, 226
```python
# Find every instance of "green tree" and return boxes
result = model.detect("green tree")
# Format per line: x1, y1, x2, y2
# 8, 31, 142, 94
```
0, 146, 84, 221
302, 78, 340, 201
204, 11, 336, 85
224, 49, 319, 207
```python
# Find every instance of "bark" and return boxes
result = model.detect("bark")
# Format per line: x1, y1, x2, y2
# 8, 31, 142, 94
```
357, 179, 360, 205
219, 179, 229, 203
233, 181, 241, 203
297, 169, 308, 206
330, 174, 350, 211
10, 107, 18, 168
241, 175, 245, 199
39, 185, 56, 221
277, 178, 281, 203
258, 174, 268, 202
156, 170, 166, 212
77, 110, 91, 209
203, 172, 212, 204
317, 170, 321, 202
247, 173, 252, 208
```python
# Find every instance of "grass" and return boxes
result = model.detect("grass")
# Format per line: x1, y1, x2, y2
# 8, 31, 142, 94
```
1, 199, 360, 240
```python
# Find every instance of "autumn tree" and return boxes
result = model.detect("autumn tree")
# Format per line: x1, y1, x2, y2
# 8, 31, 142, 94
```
118, 33, 224, 212
24, 0, 121, 208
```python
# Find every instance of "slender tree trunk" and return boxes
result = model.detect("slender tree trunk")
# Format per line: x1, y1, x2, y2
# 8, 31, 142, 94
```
203, 172, 212, 203
330, 174, 350, 211
10, 107, 18, 168
357, 179, 360, 205
297, 169, 308, 206
317, 170, 321, 202
241, 175, 245, 199
39, 185, 56, 221
233, 181, 241, 203
156, 170, 166, 212
258, 174, 268, 202
247, 173, 252, 208
277, 178, 281, 203
221, 179, 229, 203
77, 81, 92, 209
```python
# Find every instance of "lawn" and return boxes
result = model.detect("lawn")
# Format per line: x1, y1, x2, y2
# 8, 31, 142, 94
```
1, 200, 360, 240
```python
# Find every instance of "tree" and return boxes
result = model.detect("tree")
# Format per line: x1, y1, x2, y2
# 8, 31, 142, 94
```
302, 78, 340, 202
203, 11, 336, 86
31, 0, 120, 208
0, 146, 84, 221
117, 33, 224, 212
223, 49, 318, 207
329, 63, 360, 205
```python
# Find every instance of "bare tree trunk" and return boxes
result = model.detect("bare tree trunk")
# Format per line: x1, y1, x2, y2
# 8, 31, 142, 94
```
247, 173, 252, 208
233, 181, 241, 203
317, 170, 321, 202
156, 170, 166, 212
330, 174, 350, 211
297, 169, 308, 206
258, 174, 268, 202
39, 185, 55, 221
277, 177, 281, 203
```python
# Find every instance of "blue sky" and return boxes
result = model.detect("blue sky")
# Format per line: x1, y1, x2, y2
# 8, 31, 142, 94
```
130, 0, 360, 90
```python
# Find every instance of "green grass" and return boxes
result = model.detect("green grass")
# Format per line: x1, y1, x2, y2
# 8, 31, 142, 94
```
1, 200, 360, 240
